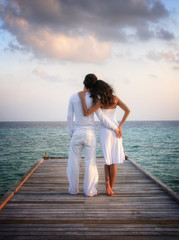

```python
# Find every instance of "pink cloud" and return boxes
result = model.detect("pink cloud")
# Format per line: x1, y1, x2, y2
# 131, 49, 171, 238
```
147, 50, 179, 64
0, 0, 174, 63
33, 67, 59, 82
2, 11, 110, 63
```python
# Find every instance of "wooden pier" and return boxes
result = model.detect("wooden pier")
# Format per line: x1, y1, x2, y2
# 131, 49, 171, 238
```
0, 156, 179, 240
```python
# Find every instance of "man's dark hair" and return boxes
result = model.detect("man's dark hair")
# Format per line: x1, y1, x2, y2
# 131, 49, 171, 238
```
84, 73, 97, 90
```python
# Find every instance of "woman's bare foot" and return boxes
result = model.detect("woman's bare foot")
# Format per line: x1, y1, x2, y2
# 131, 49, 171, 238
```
106, 182, 112, 196
110, 189, 114, 196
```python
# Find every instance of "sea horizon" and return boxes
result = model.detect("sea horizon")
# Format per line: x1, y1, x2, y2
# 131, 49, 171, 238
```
0, 120, 178, 199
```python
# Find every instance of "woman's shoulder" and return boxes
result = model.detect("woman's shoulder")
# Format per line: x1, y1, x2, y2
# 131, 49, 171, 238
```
113, 95, 119, 104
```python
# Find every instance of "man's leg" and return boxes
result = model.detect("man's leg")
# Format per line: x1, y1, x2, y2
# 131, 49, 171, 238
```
67, 130, 83, 194
83, 130, 98, 196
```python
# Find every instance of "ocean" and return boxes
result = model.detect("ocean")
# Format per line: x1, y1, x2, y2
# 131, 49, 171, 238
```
0, 121, 178, 199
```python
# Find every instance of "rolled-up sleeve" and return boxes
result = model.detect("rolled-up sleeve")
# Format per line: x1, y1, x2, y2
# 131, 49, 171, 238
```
67, 97, 74, 136
95, 108, 117, 131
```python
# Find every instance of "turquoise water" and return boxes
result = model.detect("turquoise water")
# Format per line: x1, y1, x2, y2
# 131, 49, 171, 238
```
0, 121, 178, 199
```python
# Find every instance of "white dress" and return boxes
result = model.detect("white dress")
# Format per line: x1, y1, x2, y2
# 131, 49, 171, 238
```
98, 108, 125, 165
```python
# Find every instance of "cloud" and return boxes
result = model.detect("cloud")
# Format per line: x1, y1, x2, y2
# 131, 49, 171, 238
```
147, 50, 161, 61
1, 10, 110, 62
150, 74, 157, 78
160, 51, 179, 63
4, 40, 26, 52
33, 67, 60, 82
147, 50, 179, 64
156, 28, 174, 40
173, 66, 179, 70
0, 0, 173, 62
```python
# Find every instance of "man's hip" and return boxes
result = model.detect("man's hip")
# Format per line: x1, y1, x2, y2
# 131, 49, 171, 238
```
71, 128, 96, 147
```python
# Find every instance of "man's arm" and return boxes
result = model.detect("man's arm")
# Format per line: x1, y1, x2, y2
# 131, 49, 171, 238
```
95, 108, 118, 131
67, 97, 74, 137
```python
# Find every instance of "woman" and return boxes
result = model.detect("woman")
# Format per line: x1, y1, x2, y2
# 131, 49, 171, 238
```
78, 80, 130, 196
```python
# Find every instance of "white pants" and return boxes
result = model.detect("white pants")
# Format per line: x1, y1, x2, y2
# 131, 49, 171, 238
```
67, 128, 98, 196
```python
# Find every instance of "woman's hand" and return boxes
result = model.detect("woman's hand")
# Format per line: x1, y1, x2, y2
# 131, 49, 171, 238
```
78, 91, 85, 100
115, 126, 122, 138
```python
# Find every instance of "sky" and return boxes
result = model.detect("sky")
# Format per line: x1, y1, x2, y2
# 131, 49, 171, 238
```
0, 0, 179, 121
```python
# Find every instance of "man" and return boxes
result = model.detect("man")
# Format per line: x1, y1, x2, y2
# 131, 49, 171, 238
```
67, 74, 119, 196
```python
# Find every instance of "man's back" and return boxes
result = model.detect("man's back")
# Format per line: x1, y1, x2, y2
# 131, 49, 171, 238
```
67, 92, 95, 136
67, 91, 98, 197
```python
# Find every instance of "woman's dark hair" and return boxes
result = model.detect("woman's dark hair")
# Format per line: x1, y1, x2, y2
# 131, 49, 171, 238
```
90, 80, 115, 105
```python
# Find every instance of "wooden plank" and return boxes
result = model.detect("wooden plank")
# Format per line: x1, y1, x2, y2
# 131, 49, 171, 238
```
0, 157, 179, 240
1, 223, 179, 230
5, 203, 179, 210
1, 230, 179, 236
0, 236, 178, 240
128, 157, 179, 203
0, 159, 44, 210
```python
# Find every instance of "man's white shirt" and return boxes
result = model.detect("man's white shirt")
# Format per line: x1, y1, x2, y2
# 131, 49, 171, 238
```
67, 92, 117, 136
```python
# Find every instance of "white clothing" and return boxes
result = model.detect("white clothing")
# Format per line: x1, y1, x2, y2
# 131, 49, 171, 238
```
67, 93, 117, 136
67, 92, 117, 196
67, 93, 95, 137
99, 108, 125, 165
67, 128, 98, 196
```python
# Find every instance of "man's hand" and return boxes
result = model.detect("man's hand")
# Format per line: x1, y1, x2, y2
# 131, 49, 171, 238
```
78, 91, 85, 100
115, 126, 122, 138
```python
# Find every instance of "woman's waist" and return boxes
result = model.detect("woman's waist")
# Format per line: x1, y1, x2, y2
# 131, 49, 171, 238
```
99, 120, 118, 128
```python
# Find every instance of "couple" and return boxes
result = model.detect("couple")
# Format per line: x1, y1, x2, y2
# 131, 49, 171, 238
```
67, 73, 130, 196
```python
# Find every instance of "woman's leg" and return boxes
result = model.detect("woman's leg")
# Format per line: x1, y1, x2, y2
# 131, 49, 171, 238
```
109, 164, 117, 194
104, 164, 112, 196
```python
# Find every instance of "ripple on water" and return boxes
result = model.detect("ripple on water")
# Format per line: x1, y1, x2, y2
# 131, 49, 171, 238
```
0, 121, 178, 199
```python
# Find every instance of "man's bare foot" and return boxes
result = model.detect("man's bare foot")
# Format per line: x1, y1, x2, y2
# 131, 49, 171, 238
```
106, 182, 112, 196
90, 192, 99, 197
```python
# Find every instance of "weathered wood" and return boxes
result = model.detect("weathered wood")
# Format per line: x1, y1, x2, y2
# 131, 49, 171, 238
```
0, 159, 44, 210
0, 236, 179, 240
128, 158, 179, 203
0, 157, 179, 240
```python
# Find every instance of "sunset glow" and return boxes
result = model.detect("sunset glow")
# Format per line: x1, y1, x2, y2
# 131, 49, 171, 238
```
0, 0, 178, 121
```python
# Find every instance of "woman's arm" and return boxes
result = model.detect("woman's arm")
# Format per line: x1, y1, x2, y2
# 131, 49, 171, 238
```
116, 96, 130, 138
117, 97, 130, 127
78, 91, 102, 116
79, 91, 120, 133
